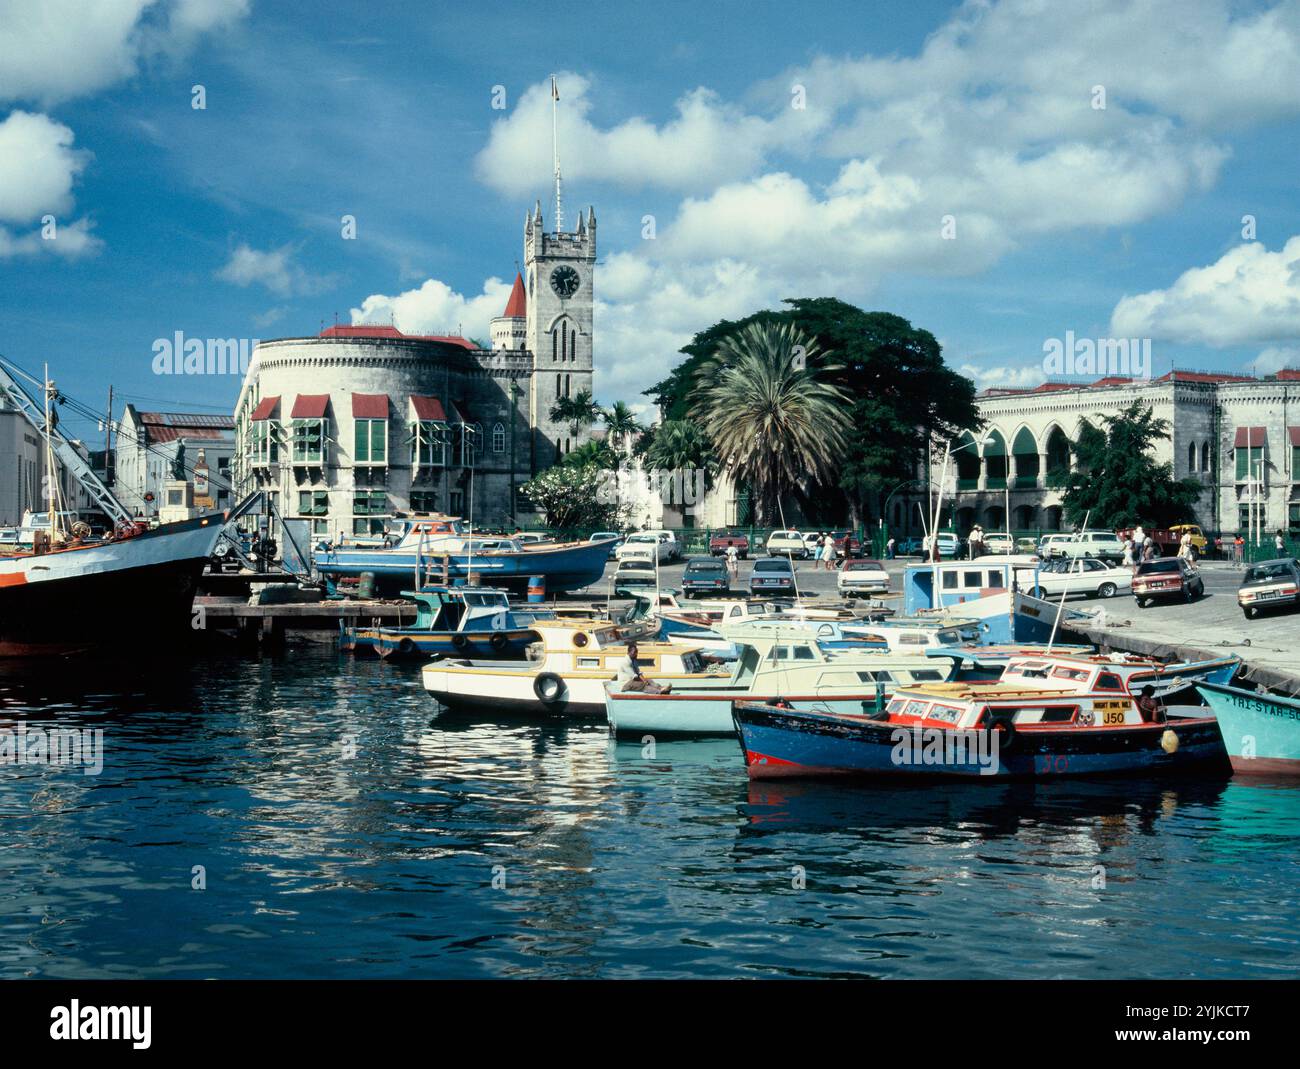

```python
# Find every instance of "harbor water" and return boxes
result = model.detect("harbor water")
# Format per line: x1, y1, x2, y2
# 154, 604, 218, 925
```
2, 648, 1297, 980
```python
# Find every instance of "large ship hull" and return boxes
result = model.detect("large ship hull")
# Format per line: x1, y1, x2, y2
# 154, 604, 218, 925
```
1197, 681, 1300, 775
0, 515, 224, 656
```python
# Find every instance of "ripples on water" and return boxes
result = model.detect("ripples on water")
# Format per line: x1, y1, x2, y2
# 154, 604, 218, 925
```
0, 648, 1296, 979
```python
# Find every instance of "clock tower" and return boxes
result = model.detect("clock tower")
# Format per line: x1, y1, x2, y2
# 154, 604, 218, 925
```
525, 199, 596, 466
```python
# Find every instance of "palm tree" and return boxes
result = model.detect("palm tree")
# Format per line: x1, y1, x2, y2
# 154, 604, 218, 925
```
561, 438, 617, 470
643, 419, 714, 473
549, 389, 602, 438
690, 322, 850, 525
601, 400, 643, 455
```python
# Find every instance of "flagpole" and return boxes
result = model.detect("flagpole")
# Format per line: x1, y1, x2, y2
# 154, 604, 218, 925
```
551, 74, 563, 232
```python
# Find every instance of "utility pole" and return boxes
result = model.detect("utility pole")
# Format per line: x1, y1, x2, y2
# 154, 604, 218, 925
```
105, 385, 114, 486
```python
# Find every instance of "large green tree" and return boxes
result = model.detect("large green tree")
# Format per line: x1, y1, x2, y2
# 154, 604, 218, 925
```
646, 298, 978, 525
690, 321, 850, 525
1049, 401, 1203, 528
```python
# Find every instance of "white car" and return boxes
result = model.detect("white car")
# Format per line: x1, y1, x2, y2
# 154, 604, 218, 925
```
1016, 557, 1132, 599
1038, 530, 1125, 563
616, 532, 673, 563
766, 529, 809, 558
980, 533, 1014, 555
837, 559, 890, 598
644, 529, 682, 561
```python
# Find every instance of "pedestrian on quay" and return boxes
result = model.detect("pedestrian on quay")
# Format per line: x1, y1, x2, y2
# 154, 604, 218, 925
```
1178, 530, 1193, 560
1276, 530, 1285, 555
1122, 537, 1135, 568
886, 536, 896, 560
1234, 534, 1245, 563
820, 531, 837, 571
1142, 536, 1157, 562
725, 542, 739, 579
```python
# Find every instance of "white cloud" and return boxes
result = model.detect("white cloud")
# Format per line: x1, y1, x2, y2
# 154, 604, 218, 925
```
0, 216, 101, 259
959, 362, 1047, 392
216, 243, 331, 297
1111, 237, 1300, 346
351, 276, 516, 342
0, 110, 92, 223
0, 0, 249, 107
1251, 346, 1300, 375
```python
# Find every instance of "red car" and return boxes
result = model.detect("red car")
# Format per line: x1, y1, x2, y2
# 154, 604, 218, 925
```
830, 530, 861, 559
1133, 557, 1205, 607
709, 529, 750, 559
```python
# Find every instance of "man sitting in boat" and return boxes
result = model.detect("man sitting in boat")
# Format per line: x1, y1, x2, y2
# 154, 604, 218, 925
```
1135, 684, 1166, 724
617, 643, 670, 694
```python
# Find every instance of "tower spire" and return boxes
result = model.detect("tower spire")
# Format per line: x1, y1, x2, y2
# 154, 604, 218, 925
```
551, 74, 563, 233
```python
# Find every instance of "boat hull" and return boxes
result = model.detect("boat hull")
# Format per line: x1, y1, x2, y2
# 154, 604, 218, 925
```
0, 516, 223, 656
606, 687, 889, 737
315, 539, 612, 595
734, 704, 1229, 780
370, 627, 537, 661
1197, 681, 1300, 775
423, 666, 611, 717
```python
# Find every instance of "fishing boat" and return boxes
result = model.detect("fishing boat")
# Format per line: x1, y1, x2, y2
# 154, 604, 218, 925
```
734, 674, 1230, 780
340, 586, 544, 661
929, 648, 1239, 693
604, 625, 961, 738
314, 515, 614, 596
1196, 681, 1300, 775
0, 359, 231, 656
421, 619, 712, 717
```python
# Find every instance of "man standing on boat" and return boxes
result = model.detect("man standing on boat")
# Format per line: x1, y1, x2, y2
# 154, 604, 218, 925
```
1136, 685, 1166, 723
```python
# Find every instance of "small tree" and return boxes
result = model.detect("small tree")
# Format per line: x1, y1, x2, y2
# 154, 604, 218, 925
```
1049, 401, 1203, 528
520, 462, 629, 530
549, 390, 602, 437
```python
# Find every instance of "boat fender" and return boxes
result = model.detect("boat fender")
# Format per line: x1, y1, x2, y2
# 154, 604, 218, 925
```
534, 672, 565, 704
1160, 729, 1179, 754
451, 633, 468, 650
987, 716, 1016, 751
573, 632, 589, 648
490, 631, 509, 652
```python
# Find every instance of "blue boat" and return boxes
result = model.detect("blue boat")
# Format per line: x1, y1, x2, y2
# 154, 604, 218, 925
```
1196, 680, 1300, 776
315, 516, 616, 597
340, 586, 545, 661
734, 674, 1230, 780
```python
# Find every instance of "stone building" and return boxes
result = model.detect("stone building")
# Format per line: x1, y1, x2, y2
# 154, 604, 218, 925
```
0, 403, 98, 526
899, 369, 1300, 540
231, 203, 597, 536
113, 406, 235, 517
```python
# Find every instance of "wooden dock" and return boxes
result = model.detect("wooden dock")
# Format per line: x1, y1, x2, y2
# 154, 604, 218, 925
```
194, 597, 417, 648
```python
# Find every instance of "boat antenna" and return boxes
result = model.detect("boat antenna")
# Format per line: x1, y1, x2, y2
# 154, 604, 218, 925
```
42, 364, 66, 543
1046, 509, 1088, 652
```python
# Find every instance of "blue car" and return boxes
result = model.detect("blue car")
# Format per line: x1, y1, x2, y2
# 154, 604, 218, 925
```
682, 556, 730, 597
749, 555, 796, 595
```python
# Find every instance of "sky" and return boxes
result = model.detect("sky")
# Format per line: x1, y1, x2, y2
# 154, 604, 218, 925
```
2, 0, 1299, 451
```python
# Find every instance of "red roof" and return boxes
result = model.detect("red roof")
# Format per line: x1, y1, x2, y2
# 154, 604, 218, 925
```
291, 394, 330, 419
145, 426, 228, 443
1276, 369, 1300, 381
352, 393, 389, 419
1032, 382, 1077, 392
1091, 376, 1133, 387
502, 272, 526, 318
410, 395, 446, 421
250, 396, 279, 421
1156, 370, 1256, 384
1234, 426, 1266, 448
317, 324, 478, 350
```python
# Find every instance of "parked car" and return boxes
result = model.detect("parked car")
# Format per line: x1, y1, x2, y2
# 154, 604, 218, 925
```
750, 556, 797, 595
932, 532, 960, 558
1132, 557, 1204, 607
587, 531, 625, 559
709, 529, 750, 559
1016, 557, 1132, 599
897, 537, 926, 557
1238, 557, 1300, 618
616, 532, 673, 563
1039, 530, 1125, 563
612, 559, 658, 591
644, 529, 683, 561
682, 556, 731, 597
1118, 523, 1208, 557
829, 529, 861, 558
837, 558, 890, 598
981, 532, 1014, 555
515, 531, 552, 546
766, 530, 810, 559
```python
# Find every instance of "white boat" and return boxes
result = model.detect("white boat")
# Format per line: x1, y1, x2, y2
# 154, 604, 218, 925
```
421, 618, 715, 717
604, 624, 961, 738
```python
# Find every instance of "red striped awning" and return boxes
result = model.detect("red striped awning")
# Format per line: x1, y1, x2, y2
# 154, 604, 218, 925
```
352, 393, 389, 419
1234, 426, 1266, 448
1288, 427, 1300, 447
250, 396, 279, 421
410, 395, 446, 421
291, 394, 330, 419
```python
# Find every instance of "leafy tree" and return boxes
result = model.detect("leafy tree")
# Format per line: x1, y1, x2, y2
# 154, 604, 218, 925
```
520, 462, 629, 530
646, 298, 978, 526
1048, 401, 1203, 528
690, 322, 850, 525
549, 389, 602, 437
601, 400, 643, 455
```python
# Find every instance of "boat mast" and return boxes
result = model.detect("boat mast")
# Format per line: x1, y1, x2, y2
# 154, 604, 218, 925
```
43, 364, 64, 542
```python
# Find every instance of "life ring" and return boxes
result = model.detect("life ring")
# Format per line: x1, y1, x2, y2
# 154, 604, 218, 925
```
490, 631, 509, 652
534, 672, 565, 704
451, 633, 468, 650
986, 715, 1017, 751
573, 632, 589, 648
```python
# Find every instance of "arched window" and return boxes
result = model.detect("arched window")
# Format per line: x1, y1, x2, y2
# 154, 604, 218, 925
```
492, 422, 506, 453
1188, 442, 1197, 471
551, 331, 557, 361
1202, 442, 1211, 471
556, 373, 562, 396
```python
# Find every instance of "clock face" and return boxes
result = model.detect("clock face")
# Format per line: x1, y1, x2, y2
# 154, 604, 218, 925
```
550, 265, 580, 299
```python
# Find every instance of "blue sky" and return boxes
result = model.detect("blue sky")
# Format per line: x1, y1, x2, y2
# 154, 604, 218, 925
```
2, 0, 1299, 450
